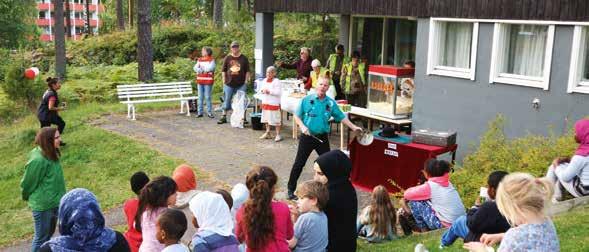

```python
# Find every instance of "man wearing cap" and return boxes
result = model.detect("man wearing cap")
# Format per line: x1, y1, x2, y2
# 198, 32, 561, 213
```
287, 76, 362, 200
218, 41, 251, 124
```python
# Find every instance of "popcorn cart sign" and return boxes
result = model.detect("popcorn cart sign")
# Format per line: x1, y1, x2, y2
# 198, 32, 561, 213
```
367, 65, 415, 118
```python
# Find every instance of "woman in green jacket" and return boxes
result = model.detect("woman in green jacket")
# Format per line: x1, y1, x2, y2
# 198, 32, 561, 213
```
20, 127, 66, 252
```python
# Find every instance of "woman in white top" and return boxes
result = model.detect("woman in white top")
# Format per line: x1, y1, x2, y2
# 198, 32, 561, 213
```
258, 66, 283, 142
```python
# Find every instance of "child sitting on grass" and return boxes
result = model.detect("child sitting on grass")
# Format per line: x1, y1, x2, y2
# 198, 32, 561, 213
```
235, 166, 293, 252
357, 185, 397, 243
399, 159, 465, 233
288, 180, 329, 252
156, 208, 189, 252
440, 171, 510, 247
189, 191, 239, 252
135, 176, 178, 252
463, 173, 560, 251
123, 171, 150, 252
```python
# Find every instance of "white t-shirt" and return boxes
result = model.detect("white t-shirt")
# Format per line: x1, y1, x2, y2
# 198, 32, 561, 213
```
162, 243, 190, 252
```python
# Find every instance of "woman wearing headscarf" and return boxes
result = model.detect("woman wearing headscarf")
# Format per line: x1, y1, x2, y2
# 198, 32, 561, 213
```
40, 188, 130, 252
172, 164, 200, 208
20, 127, 66, 252
546, 118, 589, 200
313, 150, 358, 252
189, 191, 240, 252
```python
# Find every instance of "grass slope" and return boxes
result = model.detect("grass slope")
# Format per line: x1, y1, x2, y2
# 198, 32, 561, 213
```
0, 102, 197, 246
357, 205, 589, 252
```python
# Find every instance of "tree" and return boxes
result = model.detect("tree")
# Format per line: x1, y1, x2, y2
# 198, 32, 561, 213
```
85, 0, 91, 35
54, 0, 67, 78
137, 0, 153, 81
0, 0, 38, 48
213, 0, 222, 28
128, 0, 134, 27
116, 0, 125, 30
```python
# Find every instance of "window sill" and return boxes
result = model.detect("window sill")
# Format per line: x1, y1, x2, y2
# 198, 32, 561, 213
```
491, 75, 549, 90
568, 85, 589, 94
428, 67, 474, 80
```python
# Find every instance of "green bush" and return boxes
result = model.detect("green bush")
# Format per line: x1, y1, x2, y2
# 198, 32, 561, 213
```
452, 115, 580, 206
1, 57, 45, 111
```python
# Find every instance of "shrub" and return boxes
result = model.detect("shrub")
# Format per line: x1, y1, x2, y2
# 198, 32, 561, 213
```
452, 115, 580, 206
1, 57, 45, 112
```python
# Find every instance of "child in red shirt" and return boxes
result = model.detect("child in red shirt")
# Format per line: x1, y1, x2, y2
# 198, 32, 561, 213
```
123, 171, 150, 252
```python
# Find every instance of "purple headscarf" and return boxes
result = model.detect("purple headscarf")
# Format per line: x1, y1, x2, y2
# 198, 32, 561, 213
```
575, 118, 589, 157
43, 188, 116, 252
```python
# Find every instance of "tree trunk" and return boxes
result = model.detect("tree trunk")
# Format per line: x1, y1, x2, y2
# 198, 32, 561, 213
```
85, 0, 91, 35
213, 0, 222, 28
65, 0, 71, 38
128, 0, 134, 27
116, 0, 125, 30
137, 0, 153, 82
236, 0, 241, 11
53, 0, 66, 78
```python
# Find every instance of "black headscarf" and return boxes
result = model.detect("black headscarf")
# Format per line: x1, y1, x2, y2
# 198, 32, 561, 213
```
315, 150, 358, 252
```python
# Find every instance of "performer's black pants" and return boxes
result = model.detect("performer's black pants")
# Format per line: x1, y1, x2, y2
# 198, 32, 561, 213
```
288, 133, 330, 193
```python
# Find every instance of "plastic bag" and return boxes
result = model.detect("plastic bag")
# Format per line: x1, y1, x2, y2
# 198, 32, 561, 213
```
230, 90, 248, 128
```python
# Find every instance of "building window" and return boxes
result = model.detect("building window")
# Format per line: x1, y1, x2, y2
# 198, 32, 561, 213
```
489, 23, 555, 90
427, 20, 478, 80
39, 11, 46, 19
567, 26, 589, 94
350, 16, 417, 66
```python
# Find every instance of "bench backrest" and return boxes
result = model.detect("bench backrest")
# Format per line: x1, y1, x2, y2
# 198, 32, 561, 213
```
117, 82, 193, 101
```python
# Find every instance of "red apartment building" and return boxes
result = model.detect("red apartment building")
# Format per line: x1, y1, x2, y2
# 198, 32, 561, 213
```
36, 0, 105, 41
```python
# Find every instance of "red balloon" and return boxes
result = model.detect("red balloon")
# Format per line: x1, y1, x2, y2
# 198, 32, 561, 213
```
24, 69, 36, 79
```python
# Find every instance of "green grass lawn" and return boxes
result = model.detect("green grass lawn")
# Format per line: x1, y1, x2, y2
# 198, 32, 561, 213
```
0, 101, 204, 247
357, 205, 589, 252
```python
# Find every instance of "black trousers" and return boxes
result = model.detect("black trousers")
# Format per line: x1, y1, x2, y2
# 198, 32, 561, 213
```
287, 133, 330, 192
40, 115, 66, 134
333, 75, 343, 100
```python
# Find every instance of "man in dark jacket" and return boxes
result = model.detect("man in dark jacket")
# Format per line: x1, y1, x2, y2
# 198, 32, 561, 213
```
440, 171, 511, 247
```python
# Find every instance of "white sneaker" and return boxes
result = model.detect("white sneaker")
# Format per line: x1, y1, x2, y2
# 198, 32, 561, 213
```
415, 243, 429, 252
274, 135, 283, 142
259, 132, 271, 139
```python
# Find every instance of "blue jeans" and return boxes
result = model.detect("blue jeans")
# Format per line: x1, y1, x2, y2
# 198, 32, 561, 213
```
222, 84, 246, 112
197, 84, 213, 115
408, 200, 443, 230
31, 208, 58, 252
441, 215, 469, 246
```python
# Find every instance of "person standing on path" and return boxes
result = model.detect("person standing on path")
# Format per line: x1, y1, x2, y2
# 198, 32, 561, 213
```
218, 41, 251, 124
37, 77, 67, 146
20, 127, 66, 252
277, 47, 313, 86
194, 46, 216, 118
287, 76, 362, 200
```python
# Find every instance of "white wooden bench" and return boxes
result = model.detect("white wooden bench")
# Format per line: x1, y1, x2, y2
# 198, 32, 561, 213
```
117, 82, 197, 120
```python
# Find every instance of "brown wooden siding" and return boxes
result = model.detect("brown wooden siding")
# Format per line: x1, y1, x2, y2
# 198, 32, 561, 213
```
254, 0, 589, 21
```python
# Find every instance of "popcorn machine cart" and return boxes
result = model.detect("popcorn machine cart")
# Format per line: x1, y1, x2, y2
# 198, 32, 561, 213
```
367, 65, 415, 119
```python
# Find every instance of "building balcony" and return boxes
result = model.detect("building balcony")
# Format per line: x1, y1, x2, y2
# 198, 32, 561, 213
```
35, 18, 102, 27
37, 3, 104, 12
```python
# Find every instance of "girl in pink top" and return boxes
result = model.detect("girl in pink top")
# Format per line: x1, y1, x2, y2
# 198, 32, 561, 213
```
235, 166, 293, 252
135, 176, 178, 252
400, 159, 465, 232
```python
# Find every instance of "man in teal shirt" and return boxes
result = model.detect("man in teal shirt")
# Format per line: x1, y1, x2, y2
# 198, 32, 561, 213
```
287, 76, 362, 200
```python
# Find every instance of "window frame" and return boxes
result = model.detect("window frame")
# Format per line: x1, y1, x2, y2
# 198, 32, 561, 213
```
489, 23, 555, 90
427, 19, 479, 80
567, 25, 589, 94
